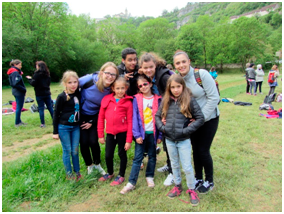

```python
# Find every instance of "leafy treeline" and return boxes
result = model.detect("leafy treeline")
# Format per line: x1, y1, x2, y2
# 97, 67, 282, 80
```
2, 2, 282, 85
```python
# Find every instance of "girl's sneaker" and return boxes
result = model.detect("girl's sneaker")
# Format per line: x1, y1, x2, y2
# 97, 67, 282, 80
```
195, 179, 204, 190
157, 164, 169, 172
76, 172, 83, 182
98, 173, 114, 181
87, 165, 95, 175
110, 176, 125, 186
186, 189, 200, 206
146, 177, 155, 188
66, 173, 75, 181
120, 182, 135, 194
94, 164, 106, 175
40, 124, 46, 128
167, 184, 182, 199
164, 173, 174, 186
197, 181, 214, 194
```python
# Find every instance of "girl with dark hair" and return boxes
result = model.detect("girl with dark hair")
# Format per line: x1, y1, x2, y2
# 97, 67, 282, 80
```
120, 74, 162, 194
7, 59, 27, 127
139, 52, 174, 186
26, 61, 54, 128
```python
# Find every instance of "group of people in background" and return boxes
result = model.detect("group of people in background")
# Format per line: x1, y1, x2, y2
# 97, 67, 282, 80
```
245, 63, 280, 96
7, 48, 220, 206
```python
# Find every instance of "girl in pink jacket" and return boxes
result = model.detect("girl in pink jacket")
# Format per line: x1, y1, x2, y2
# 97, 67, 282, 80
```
97, 77, 133, 186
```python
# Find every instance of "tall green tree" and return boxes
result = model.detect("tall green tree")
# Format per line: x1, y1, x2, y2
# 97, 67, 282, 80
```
230, 17, 266, 70
136, 18, 175, 53
207, 17, 233, 72
176, 23, 203, 65
2, 2, 71, 81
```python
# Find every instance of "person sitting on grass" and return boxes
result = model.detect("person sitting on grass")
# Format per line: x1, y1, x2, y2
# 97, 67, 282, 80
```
53, 71, 82, 182
97, 76, 133, 186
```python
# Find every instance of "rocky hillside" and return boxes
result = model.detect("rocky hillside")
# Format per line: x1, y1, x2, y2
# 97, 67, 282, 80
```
161, 2, 282, 28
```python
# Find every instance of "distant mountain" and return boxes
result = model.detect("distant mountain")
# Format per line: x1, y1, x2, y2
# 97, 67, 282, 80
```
160, 2, 282, 28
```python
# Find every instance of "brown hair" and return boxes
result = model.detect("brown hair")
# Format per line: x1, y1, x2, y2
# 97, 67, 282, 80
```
272, 64, 278, 70
173, 50, 190, 60
112, 76, 129, 92
96, 62, 119, 92
9, 59, 22, 67
139, 52, 166, 68
161, 74, 192, 118
61, 70, 79, 101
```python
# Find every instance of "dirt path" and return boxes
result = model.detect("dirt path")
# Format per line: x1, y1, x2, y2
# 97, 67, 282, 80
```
2, 134, 59, 163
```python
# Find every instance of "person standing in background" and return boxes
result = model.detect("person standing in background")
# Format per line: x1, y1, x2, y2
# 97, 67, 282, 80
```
26, 61, 54, 128
7, 59, 27, 127
255, 64, 264, 94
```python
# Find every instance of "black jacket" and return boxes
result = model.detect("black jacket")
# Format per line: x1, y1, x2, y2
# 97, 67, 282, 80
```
7, 66, 26, 96
155, 97, 204, 141
27, 70, 51, 96
154, 66, 172, 96
117, 62, 140, 96
53, 90, 81, 134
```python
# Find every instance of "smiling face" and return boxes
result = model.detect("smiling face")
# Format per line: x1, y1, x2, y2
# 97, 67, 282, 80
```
112, 80, 127, 99
65, 76, 78, 94
141, 60, 156, 79
170, 80, 183, 98
101, 66, 118, 87
137, 79, 152, 97
173, 54, 191, 77
123, 54, 137, 72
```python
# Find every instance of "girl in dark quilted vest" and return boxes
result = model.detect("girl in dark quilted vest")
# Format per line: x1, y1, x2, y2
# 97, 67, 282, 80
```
155, 74, 204, 206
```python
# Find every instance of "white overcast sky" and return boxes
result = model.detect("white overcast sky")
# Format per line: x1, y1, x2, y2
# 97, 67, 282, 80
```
67, 0, 192, 19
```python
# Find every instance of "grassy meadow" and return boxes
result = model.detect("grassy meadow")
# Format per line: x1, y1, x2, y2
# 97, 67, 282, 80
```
2, 71, 282, 212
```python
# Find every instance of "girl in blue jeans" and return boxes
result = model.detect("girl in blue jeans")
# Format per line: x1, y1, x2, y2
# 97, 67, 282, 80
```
120, 74, 162, 194
53, 71, 82, 181
155, 75, 204, 206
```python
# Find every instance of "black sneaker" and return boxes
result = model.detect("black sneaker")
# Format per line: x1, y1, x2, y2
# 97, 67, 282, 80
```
197, 181, 214, 194
195, 179, 204, 190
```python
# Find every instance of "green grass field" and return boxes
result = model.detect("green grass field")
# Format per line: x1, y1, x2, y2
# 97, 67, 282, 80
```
2, 72, 282, 211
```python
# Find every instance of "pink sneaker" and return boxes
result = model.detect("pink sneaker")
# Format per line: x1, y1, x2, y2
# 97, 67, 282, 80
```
110, 176, 125, 186
186, 189, 200, 206
98, 173, 114, 181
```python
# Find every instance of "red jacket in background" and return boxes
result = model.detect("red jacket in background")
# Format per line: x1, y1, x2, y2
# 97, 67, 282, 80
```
98, 93, 133, 143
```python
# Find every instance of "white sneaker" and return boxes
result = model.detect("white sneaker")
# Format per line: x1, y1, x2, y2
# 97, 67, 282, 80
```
146, 177, 155, 188
120, 182, 135, 194
164, 173, 174, 186
94, 164, 106, 175
87, 165, 95, 175
157, 164, 169, 172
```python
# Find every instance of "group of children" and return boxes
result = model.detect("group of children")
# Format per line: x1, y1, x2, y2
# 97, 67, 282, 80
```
54, 63, 205, 206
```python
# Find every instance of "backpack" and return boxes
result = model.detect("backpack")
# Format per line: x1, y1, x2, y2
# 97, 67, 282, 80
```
263, 93, 276, 104
194, 68, 220, 104
268, 72, 275, 83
